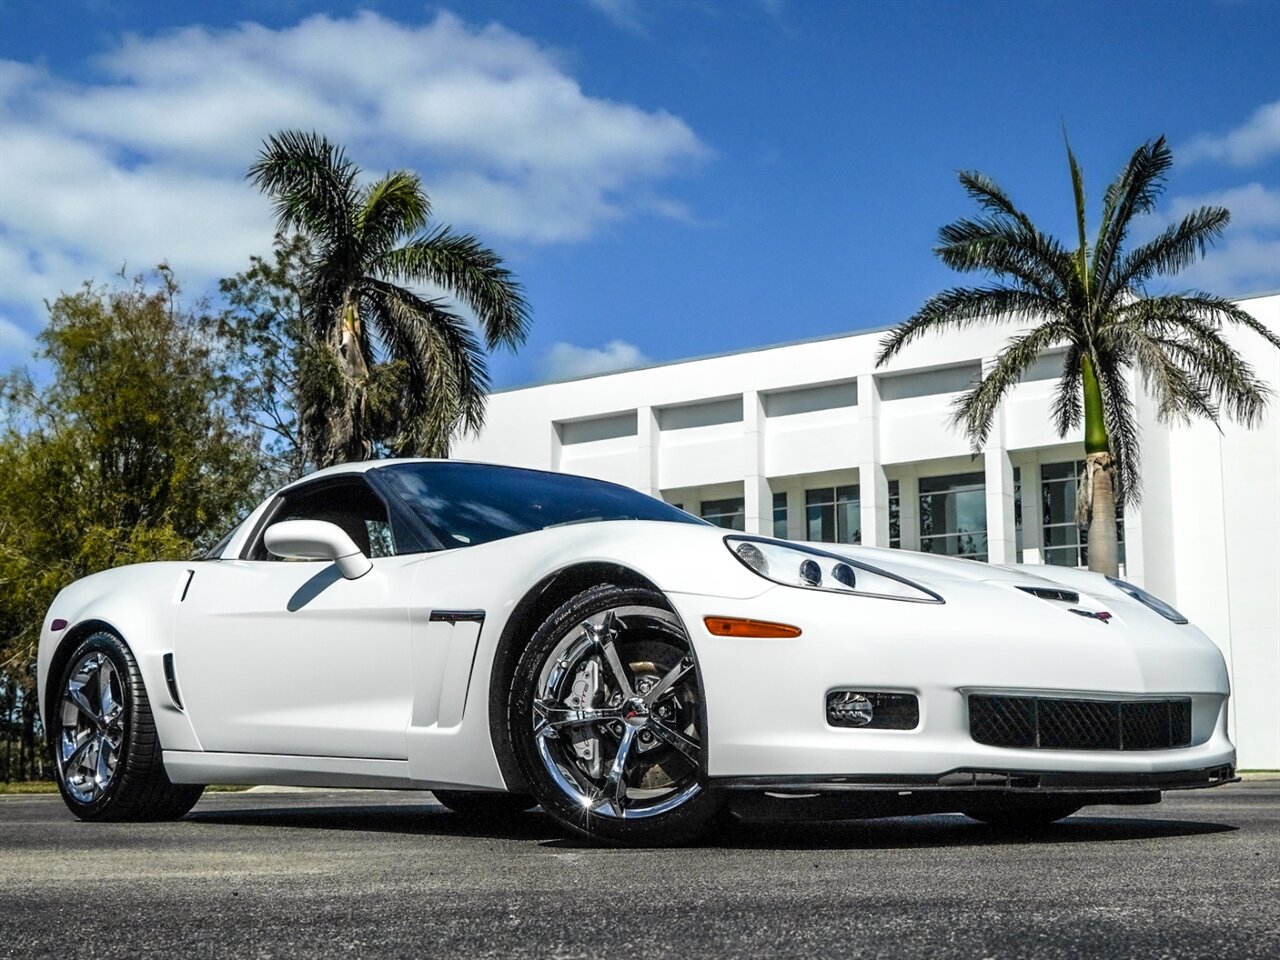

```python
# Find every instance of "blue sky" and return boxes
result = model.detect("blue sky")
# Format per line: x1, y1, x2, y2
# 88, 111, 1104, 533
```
1, 0, 1277, 387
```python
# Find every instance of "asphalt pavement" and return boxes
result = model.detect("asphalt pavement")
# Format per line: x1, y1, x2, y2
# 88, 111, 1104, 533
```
3, 780, 1278, 959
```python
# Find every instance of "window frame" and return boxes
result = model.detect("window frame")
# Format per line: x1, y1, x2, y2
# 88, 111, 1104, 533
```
917, 471, 988, 561
772, 491, 788, 539
804, 483, 860, 544
1040, 459, 1125, 568
700, 497, 746, 531
240, 472, 437, 561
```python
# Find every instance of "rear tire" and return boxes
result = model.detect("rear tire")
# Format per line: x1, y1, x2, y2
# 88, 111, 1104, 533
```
962, 798, 1082, 829
432, 789, 536, 818
508, 584, 723, 846
51, 631, 204, 822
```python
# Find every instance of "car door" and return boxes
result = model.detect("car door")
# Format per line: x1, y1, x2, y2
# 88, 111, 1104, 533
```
175, 474, 417, 760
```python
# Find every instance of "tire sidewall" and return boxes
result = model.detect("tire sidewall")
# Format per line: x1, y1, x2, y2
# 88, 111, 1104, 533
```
52, 632, 135, 820
507, 583, 721, 846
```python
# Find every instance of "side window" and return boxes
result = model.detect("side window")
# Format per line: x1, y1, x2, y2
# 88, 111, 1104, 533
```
254, 478, 397, 560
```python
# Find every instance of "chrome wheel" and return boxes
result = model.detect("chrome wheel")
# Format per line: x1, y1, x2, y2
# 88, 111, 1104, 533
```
58, 651, 125, 803
532, 604, 703, 819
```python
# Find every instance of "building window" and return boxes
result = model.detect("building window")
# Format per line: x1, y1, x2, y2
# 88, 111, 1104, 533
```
888, 479, 901, 549
805, 484, 859, 543
1041, 461, 1125, 568
772, 491, 788, 539
919, 472, 987, 560
1014, 467, 1023, 563
701, 497, 745, 531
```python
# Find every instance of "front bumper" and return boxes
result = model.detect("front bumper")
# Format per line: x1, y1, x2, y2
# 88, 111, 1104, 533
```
716, 763, 1239, 795
718, 764, 1238, 822
668, 583, 1237, 780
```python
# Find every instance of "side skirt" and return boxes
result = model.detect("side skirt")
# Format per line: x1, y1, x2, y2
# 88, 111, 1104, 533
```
163, 751, 416, 789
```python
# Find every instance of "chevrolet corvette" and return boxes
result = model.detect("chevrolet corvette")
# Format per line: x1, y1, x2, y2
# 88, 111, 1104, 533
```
38, 459, 1236, 844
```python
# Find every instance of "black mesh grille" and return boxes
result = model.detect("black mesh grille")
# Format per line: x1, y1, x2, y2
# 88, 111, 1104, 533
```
969, 695, 1192, 751
968, 695, 1036, 747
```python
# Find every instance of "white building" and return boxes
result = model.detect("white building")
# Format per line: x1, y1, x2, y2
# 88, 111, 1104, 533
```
456, 293, 1280, 768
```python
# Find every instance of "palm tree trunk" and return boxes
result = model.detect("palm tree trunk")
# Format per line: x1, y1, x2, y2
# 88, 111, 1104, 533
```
1080, 355, 1120, 577
319, 297, 373, 466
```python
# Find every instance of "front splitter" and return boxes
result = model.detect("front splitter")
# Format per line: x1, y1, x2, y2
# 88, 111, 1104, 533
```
715, 764, 1238, 822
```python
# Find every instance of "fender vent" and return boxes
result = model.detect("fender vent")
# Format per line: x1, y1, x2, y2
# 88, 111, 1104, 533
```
1017, 586, 1080, 604
162, 653, 184, 710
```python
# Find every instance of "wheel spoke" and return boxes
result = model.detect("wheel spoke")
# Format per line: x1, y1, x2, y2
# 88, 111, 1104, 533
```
62, 737, 94, 778
598, 641, 635, 701
648, 719, 700, 763
67, 684, 101, 726
98, 660, 118, 720
533, 700, 622, 735
94, 737, 113, 785
644, 659, 692, 707
600, 725, 639, 809
584, 613, 635, 700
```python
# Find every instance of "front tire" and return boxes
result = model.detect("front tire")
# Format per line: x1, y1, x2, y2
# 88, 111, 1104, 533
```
52, 631, 204, 822
508, 584, 722, 846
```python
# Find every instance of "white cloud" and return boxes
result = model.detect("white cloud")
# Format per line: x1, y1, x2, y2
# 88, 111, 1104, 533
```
0, 10, 707, 324
1163, 183, 1280, 230
0, 315, 39, 367
540, 339, 651, 380
1170, 234, 1280, 295
1135, 183, 1280, 297
1179, 101, 1280, 167
586, 0, 648, 34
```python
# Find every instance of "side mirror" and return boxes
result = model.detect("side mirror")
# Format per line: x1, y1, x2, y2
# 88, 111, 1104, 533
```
264, 520, 373, 580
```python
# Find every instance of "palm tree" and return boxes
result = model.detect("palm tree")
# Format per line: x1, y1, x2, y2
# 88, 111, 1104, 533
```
248, 131, 529, 464
876, 137, 1279, 576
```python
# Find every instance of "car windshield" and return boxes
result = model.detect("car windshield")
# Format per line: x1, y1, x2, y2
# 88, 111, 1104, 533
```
376, 461, 706, 550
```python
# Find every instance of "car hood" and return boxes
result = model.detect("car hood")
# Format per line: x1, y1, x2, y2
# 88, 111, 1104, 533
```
805, 542, 1069, 586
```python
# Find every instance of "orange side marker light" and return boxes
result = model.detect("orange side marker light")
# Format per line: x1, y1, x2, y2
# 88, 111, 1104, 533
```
703, 616, 802, 639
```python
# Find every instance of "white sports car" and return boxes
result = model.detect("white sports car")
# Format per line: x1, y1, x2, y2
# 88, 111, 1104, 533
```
38, 459, 1236, 844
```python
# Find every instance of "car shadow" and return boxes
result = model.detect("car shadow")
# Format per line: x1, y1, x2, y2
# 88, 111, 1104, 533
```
186, 798, 1237, 850
697, 813, 1238, 851
187, 801, 565, 843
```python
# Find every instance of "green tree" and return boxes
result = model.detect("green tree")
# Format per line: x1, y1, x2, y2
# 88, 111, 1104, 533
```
217, 233, 314, 485
0, 268, 263, 776
876, 137, 1279, 576
248, 131, 530, 465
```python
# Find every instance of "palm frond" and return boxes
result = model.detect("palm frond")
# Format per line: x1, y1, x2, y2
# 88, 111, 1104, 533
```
248, 131, 358, 245
1049, 344, 1084, 437
934, 216, 1073, 298
1090, 137, 1173, 295
1107, 300, 1273, 426
357, 172, 430, 254
1065, 134, 1091, 294
362, 279, 488, 455
1102, 324, 1219, 427
951, 321, 1073, 448
1105, 208, 1231, 300
956, 171, 1038, 232
875, 286, 1061, 366
375, 227, 530, 350
1119, 292, 1280, 351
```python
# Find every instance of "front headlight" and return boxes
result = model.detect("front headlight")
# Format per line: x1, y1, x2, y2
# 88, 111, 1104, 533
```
1106, 576, 1188, 624
725, 536, 942, 603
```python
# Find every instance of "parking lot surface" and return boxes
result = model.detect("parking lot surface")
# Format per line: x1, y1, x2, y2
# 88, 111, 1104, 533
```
3, 780, 1278, 958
